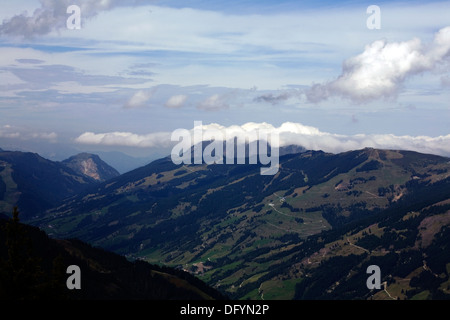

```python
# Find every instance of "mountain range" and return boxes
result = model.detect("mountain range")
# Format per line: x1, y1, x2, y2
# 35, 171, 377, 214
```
0, 150, 120, 219
1, 145, 449, 300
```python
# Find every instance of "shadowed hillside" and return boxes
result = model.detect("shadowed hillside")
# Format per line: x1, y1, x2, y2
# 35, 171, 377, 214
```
0, 208, 227, 300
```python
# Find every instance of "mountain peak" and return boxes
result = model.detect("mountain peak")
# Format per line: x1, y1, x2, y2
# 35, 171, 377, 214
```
62, 153, 119, 182
279, 144, 307, 156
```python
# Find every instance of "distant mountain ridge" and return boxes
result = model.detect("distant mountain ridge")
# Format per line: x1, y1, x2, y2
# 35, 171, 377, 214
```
0, 151, 98, 219
0, 150, 119, 220
62, 153, 120, 182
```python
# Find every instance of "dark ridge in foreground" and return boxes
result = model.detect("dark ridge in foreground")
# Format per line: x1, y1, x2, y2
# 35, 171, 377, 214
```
0, 210, 227, 300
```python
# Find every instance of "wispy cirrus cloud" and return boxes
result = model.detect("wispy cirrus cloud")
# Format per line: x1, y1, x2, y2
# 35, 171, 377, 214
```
15, 59, 45, 64
2, 63, 147, 92
0, 54, 153, 102
0, 124, 57, 142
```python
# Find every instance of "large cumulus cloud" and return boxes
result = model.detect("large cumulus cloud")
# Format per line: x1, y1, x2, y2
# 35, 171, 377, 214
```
305, 26, 450, 103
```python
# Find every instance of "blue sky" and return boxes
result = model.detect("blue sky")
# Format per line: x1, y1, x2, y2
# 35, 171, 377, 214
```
0, 0, 450, 160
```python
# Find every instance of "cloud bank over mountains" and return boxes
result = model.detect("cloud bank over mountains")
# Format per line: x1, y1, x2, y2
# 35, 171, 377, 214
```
75, 122, 450, 157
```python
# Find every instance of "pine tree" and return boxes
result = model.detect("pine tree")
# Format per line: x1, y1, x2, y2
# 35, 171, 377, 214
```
0, 207, 44, 300
46, 254, 69, 299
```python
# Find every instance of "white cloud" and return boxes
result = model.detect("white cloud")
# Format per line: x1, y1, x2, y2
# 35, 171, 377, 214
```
194, 88, 249, 111
197, 94, 229, 111
74, 131, 171, 148
165, 94, 188, 108
124, 89, 153, 109
306, 26, 450, 103
74, 122, 450, 157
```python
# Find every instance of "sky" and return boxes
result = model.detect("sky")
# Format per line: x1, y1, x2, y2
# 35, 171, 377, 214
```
1, 0, 450, 163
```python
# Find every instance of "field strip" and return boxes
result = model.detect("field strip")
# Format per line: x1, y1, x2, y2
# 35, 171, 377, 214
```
266, 221, 303, 234
268, 203, 298, 218
347, 238, 370, 253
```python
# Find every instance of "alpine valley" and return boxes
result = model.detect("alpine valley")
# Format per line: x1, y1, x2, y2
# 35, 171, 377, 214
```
2, 146, 450, 300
